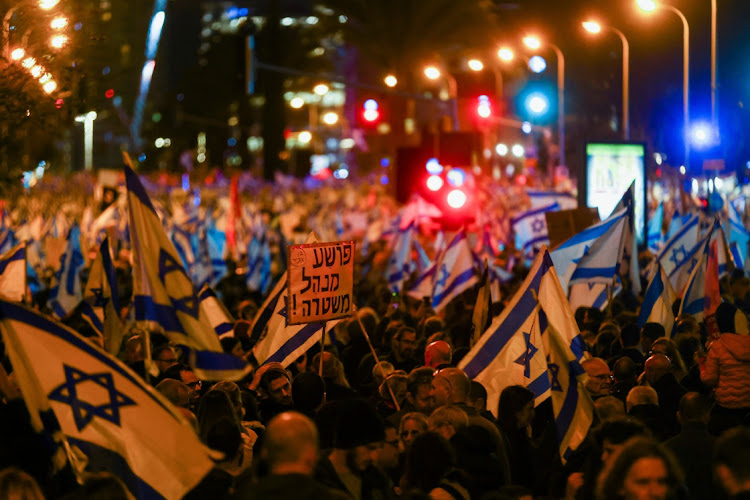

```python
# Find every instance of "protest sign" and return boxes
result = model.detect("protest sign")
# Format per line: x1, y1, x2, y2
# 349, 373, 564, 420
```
287, 241, 354, 325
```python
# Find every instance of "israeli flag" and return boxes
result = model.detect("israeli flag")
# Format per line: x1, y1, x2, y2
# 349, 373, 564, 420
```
678, 237, 712, 321
406, 262, 436, 300
48, 224, 84, 319
125, 165, 249, 381
386, 223, 415, 293
727, 201, 749, 268
80, 238, 122, 355
198, 285, 234, 339
569, 282, 621, 312
667, 212, 693, 240
613, 183, 640, 295
650, 213, 700, 281
432, 230, 478, 312
669, 228, 711, 294
527, 189, 577, 210
0, 242, 26, 302
550, 208, 627, 292
206, 223, 228, 285
511, 203, 559, 257
568, 208, 628, 287
413, 239, 432, 275
638, 262, 677, 336
246, 233, 271, 294
647, 202, 664, 252
0, 300, 215, 499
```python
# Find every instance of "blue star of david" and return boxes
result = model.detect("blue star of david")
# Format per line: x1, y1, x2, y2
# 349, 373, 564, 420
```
48, 364, 136, 431
514, 332, 538, 378
436, 264, 449, 288
686, 257, 699, 274
669, 245, 687, 267
572, 245, 590, 265
88, 287, 108, 308
547, 355, 563, 392
531, 218, 545, 234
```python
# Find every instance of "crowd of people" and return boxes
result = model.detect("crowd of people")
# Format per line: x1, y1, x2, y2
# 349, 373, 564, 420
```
0, 171, 749, 500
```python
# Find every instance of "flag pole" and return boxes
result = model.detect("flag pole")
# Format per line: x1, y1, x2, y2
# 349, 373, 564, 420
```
354, 306, 400, 411
319, 322, 326, 376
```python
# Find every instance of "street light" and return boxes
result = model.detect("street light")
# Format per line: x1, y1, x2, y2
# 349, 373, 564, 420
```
468, 58, 484, 71
423, 65, 458, 131
522, 35, 566, 167
582, 20, 631, 140
75, 111, 97, 171
637, 0, 690, 167
384, 74, 397, 87
497, 47, 514, 62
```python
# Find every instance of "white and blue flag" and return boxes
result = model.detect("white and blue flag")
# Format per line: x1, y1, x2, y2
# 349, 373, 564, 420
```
0, 242, 26, 302
246, 233, 271, 294
0, 300, 215, 499
80, 238, 122, 355
567, 208, 628, 287
511, 203, 559, 258
527, 189, 577, 210
125, 165, 249, 381
386, 223, 415, 293
649, 213, 700, 282
198, 284, 235, 339
550, 208, 627, 292
638, 262, 677, 336
48, 224, 84, 319
727, 201, 749, 269
432, 230, 478, 312
647, 202, 664, 252
678, 236, 712, 322
668, 212, 693, 240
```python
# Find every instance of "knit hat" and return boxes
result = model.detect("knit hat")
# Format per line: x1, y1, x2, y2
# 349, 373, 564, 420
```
332, 399, 385, 449
715, 302, 750, 335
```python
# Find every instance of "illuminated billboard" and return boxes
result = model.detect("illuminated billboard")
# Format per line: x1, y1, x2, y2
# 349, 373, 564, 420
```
585, 142, 647, 244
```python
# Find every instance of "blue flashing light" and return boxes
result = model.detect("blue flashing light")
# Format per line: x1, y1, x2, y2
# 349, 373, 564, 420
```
193, 189, 201, 206
525, 92, 549, 116
239, 8, 249, 16
528, 55, 547, 74
689, 121, 716, 149
102, 66, 110, 76
426, 158, 443, 175
380, 175, 389, 185
522, 121, 532, 134
138, 153, 147, 162
182, 174, 190, 191
380, 157, 390, 168
227, 137, 237, 147
227, 7, 239, 19
446, 168, 466, 187
364, 99, 378, 111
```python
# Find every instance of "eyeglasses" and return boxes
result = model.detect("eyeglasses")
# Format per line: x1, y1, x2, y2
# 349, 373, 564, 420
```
186, 381, 202, 389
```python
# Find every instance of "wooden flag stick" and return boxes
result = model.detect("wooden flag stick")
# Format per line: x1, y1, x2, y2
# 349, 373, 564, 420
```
319, 322, 326, 376
354, 306, 400, 412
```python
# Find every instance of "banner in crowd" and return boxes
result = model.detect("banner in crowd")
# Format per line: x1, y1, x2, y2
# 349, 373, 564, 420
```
287, 240, 354, 325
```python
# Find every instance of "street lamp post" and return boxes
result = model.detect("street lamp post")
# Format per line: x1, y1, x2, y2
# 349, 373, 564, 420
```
523, 36, 566, 167
424, 66, 458, 131
75, 111, 97, 171
582, 21, 630, 140
711, 0, 717, 130
637, 0, 690, 168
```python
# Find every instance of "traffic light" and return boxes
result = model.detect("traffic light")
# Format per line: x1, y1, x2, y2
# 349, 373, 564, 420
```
55, 98, 63, 109
362, 98, 380, 123
105, 88, 115, 99
476, 95, 491, 118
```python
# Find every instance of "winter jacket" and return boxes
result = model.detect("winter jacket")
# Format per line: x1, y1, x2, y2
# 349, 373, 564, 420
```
699, 333, 750, 408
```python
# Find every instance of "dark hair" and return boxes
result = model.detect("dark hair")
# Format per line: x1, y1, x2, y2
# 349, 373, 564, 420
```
613, 357, 637, 384
197, 389, 241, 444
402, 431, 456, 492
676, 335, 702, 369
641, 323, 665, 342
620, 323, 640, 347
407, 366, 435, 396
205, 417, 243, 461
592, 417, 650, 447
497, 385, 534, 430
161, 362, 192, 382
595, 437, 683, 500
469, 380, 488, 403
715, 427, 750, 482
292, 372, 326, 415
678, 392, 712, 422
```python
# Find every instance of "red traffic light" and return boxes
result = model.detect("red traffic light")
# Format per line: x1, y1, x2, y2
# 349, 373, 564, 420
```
105, 88, 115, 99
476, 95, 491, 118
362, 98, 380, 123
55, 98, 64, 109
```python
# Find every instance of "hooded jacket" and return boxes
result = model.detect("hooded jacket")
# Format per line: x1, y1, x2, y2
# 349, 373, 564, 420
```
700, 333, 750, 408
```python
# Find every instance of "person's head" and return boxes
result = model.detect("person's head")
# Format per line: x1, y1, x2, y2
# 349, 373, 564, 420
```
392, 326, 418, 361
377, 421, 401, 471
715, 427, 750, 496
582, 357, 613, 397
675, 335, 702, 369
595, 437, 683, 500
430, 367, 471, 407
649, 338, 686, 375
379, 372, 408, 408
613, 357, 637, 385
155, 378, 191, 410
153, 345, 178, 374
291, 372, 326, 415
620, 323, 641, 349
406, 367, 435, 414
467, 380, 488, 414
676, 392, 711, 426
595, 395, 626, 421
263, 411, 319, 475
205, 417, 243, 463
402, 431, 456, 492
640, 323, 665, 352
592, 417, 651, 465
498, 385, 535, 430
715, 302, 750, 335
124, 335, 144, 364
331, 399, 385, 473
424, 341, 452, 369
428, 405, 469, 440
211, 380, 244, 421
626, 386, 659, 413
161, 363, 201, 405
372, 360, 395, 387
253, 363, 293, 406
0, 467, 45, 500
399, 412, 429, 449
675, 315, 700, 337
644, 353, 672, 385
197, 389, 241, 444
220, 337, 246, 359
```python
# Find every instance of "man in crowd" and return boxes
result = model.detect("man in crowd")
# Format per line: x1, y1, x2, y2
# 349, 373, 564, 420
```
714, 427, 750, 500
251, 362, 295, 424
